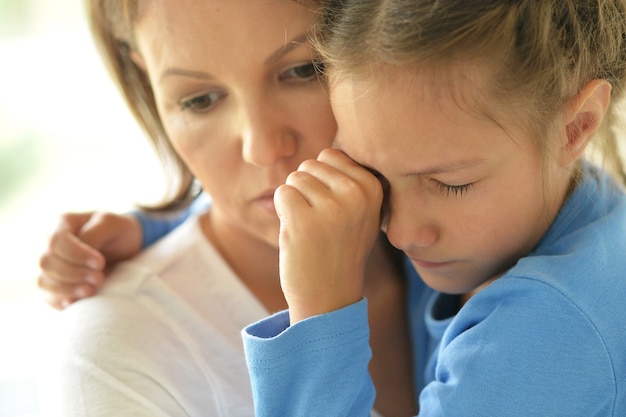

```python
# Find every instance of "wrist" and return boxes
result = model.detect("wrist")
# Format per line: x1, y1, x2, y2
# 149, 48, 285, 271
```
288, 292, 363, 325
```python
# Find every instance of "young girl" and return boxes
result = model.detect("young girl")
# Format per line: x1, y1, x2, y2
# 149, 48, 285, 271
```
39, 1, 419, 416
242, 1, 626, 416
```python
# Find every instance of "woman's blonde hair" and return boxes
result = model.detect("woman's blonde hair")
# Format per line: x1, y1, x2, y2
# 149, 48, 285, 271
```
86, 0, 197, 210
312, 0, 626, 185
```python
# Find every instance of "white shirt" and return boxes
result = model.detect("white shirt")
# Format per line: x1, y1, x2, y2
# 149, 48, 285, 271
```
39, 215, 269, 417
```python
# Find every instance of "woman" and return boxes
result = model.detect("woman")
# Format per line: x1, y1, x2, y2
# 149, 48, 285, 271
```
38, 1, 419, 416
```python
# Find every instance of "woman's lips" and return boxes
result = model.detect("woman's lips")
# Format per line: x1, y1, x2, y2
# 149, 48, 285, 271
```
254, 189, 277, 214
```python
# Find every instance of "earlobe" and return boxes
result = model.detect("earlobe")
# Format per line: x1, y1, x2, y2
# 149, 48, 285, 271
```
129, 49, 147, 72
562, 79, 612, 163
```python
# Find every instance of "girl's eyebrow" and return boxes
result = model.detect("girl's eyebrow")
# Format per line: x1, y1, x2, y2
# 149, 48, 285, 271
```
410, 159, 486, 176
333, 140, 485, 176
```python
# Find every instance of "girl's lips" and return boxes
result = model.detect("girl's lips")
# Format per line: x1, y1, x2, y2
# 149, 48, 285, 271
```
409, 257, 451, 269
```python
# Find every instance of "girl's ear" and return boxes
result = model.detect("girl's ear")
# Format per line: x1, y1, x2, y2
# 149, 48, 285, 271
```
560, 79, 612, 164
129, 49, 147, 71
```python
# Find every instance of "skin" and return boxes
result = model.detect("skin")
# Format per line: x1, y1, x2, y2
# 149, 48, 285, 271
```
39, 1, 417, 415
133, 0, 337, 312
38, 212, 141, 307
333, 66, 564, 296
276, 63, 610, 324
139, 3, 418, 414
37, 3, 612, 414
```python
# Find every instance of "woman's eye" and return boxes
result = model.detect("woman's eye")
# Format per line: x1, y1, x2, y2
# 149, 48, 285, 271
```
433, 180, 475, 198
180, 91, 223, 113
280, 62, 321, 82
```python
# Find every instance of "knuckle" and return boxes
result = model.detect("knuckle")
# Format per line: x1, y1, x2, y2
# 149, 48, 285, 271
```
339, 176, 364, 199
317, 147, 337, 161
286, 169, 310, 185
36, 275, 46, 290
49, 227, 74, 252
92, 211, 115, 225
59, 212, 74, 223
38, 253, 52, 270
297, 158, 317, 171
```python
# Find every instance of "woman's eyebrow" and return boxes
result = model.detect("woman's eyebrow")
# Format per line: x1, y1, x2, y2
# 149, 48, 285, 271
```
160, 68, 214, 82
265, 33, 309, 65
158, 33, 310, 83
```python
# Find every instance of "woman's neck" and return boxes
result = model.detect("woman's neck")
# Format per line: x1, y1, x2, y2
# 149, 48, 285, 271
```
200, 210, 287, 313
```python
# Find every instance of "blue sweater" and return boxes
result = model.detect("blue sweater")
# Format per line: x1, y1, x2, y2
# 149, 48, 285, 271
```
242, 164, 626, 417
135, 193, 212, 248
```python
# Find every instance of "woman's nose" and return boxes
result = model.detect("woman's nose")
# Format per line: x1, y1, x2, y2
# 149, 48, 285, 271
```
240, 104, 297, 167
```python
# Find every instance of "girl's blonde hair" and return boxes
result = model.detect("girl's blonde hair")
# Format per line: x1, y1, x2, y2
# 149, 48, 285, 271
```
86, 0, 197, 210
313, 0, 626, 185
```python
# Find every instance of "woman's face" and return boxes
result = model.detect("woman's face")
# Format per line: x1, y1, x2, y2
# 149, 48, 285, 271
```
330, 65, 571, 294
134, 0, 336, 248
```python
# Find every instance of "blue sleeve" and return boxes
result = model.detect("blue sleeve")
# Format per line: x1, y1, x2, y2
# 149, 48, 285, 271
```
242, 299, 375, 417
134, 193, 211, 248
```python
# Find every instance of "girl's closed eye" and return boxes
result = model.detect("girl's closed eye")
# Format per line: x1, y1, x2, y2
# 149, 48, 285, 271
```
432, 179, 475, 198
279, 60, 323, 83
180, 91, 225, 113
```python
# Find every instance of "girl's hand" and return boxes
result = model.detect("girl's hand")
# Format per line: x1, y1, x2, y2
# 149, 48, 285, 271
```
37, 212, 142, 309
274, 148, 384, 323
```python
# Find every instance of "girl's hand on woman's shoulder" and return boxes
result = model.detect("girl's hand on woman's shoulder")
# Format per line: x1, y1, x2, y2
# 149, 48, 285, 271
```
37, 211, 142, 309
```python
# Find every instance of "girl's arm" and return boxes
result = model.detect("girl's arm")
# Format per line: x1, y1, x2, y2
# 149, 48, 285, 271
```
37, 195, 210, 309
243, 149, 382, 416
243, 300, 375, 417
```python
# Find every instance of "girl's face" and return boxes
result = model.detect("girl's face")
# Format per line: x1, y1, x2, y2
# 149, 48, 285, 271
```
331, 66, 571, 294
134, 0, 336, 248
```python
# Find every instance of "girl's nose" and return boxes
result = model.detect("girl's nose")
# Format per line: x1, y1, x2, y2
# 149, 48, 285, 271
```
381, 197, 439, 251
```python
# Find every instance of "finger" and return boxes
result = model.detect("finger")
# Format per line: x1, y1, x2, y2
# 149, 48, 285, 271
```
42, 290, 89, 310
77, 212, 142, 264
294, 157, 382, 210
296, 159, 354, 195
57, 212, 96, 234
42, 294, 73, 311
38, 272, 97, 309
274, 183, 316, 224
49, 228, 105, 271
316, 148, 374, 183
280, 167, 355, 227
39, 251, 105, 287
38, 272, 97, 299
77, 212, 119, 249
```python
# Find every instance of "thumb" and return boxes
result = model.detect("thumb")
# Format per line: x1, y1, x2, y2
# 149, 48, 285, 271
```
77, 212, 142, 265
77, 213, 117, 252
52, 212, 106, 269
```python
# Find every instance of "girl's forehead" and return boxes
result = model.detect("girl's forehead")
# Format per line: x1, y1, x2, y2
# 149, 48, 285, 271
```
330, 62, 498, 122
329, 63, 536, 169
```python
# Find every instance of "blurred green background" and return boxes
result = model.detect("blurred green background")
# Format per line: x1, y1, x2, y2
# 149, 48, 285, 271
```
0, 1, 161, 415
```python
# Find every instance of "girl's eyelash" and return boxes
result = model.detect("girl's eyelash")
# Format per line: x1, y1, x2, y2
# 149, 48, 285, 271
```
434, 181, 475, 197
